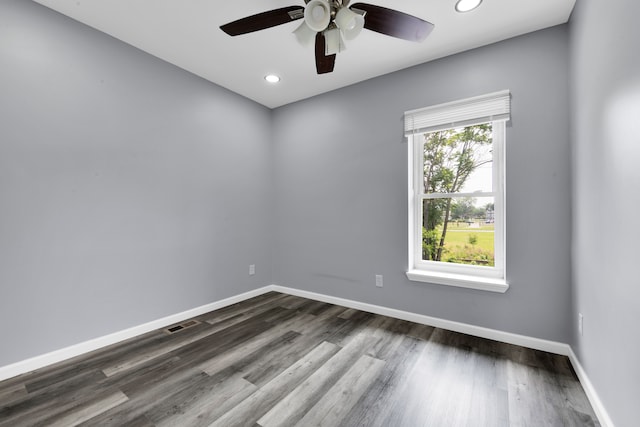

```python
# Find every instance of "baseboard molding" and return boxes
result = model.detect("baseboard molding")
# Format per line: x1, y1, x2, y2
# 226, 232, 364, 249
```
568, 348, 615, 427
0, 286, 273, 382
270, 284, 570, 356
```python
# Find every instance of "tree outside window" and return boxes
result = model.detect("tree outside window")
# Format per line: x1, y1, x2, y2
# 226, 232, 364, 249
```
420, 124, 496, 266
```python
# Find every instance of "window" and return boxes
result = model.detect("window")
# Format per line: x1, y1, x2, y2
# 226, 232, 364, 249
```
405, 91, 510, 292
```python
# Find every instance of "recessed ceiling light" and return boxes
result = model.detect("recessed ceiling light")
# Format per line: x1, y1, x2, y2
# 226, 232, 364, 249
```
264, 74, 280, 83
455, 0, 482, 13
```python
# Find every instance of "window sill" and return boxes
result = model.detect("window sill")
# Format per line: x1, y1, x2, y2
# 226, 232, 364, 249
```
406, 269, 509, 293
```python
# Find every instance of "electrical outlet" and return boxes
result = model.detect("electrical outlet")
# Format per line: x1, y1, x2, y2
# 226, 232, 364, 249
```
249, 264, 255, 276
375, 275, 383, 288
578, 313, 584, 336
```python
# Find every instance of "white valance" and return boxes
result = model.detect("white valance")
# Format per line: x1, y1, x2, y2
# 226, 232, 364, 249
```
404, 90, 510, 136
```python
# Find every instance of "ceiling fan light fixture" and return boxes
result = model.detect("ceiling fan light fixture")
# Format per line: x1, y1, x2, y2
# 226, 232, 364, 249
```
455, 0, 482, 13
324, 26, 346, 55
335, 7, 365, 40
304, 0, 331, 32
293, 22, 316, 46
220, 1, 435, 75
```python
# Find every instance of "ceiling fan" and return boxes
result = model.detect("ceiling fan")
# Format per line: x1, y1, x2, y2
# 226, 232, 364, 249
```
220, 0, 434, 74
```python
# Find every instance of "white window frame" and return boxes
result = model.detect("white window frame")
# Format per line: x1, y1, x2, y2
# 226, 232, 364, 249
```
405, 91, 510, 293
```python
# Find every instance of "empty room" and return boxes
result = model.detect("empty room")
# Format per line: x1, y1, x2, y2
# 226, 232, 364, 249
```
0, 0, 638, 425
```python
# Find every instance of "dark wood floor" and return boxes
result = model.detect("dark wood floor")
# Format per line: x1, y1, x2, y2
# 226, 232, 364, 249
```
0, 292, 599, 426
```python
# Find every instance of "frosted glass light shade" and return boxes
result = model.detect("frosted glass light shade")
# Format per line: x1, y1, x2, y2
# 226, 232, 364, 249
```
293, 22, 316, 46
304, 0, 331, 32
335, 7, 364, 40
324, 27, 345, 55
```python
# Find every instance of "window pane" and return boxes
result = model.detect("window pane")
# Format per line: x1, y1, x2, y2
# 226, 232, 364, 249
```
422, 197, 495, 266
422, 124, 493, 194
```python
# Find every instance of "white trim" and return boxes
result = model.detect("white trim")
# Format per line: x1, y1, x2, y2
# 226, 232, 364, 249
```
407, 121, 506, 286
568, 348, 615, 427
492, 121, 506, 275
418, 191, 495, 199
406, 269, 509, 293
270, 285, 564, 354
0, 286, 273, 382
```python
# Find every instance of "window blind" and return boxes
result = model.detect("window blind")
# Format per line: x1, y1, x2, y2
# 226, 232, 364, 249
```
404, 90, 510, 136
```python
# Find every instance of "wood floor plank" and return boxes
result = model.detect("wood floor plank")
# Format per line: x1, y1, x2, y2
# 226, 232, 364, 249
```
14, 329, 167, 396
200, 293, 289, 327
225, 330, 301, 376
0, 383, 27, 407
45, 390, 129, 427
364, 316, 413, 360
276, 295, 311, 310
87, 310, 297, 423
200, 329, 302, 376
199, 292, 285, 321
204, 306, 289, 335
282, 306, 347, 336
117, 414, 156, 427
99, 311, 275, 385
466, 352, 510, 427
406, 322, 436, 341
74, 368, 209, 426
238, 313, 353, 388
506, 356, 600, 427
0, 369, 109, 427
325, 310, 376, 347
555, 371, 601, 426
209, 341, 340, 427
376, 328, 473, 427
292, 354, 385, 427
0, 371, 37, 397
114, 356, 184, 398
257, 332, 378, 427
166, 315, 278, 368
337, 335, 428, 427
102, 323, 221, 377
425, 339, 497, 426
336, 308, 359, 319
146, 371, 258, 427
297, 300, 335, 316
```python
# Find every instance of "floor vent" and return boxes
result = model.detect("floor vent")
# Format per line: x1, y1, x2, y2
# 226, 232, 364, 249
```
164, 319, 201, 334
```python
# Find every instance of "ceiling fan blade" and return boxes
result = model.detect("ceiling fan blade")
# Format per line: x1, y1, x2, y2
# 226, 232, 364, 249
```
221, 6, 304, 36
350, 3, 434, 42
315, 33, 336, 74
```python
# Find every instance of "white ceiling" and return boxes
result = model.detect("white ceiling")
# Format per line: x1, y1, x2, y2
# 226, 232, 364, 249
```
32, 0, 575, 108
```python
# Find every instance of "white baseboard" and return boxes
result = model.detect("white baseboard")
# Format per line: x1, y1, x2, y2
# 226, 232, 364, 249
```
270, 284, 570, 356
0, 286, 273, 382
568, 348, 615, 427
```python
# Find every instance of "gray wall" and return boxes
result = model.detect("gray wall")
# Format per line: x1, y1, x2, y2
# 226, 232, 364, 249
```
0, 0, 273, 366
272, 26, 572, 343
570, 1, 640, 426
